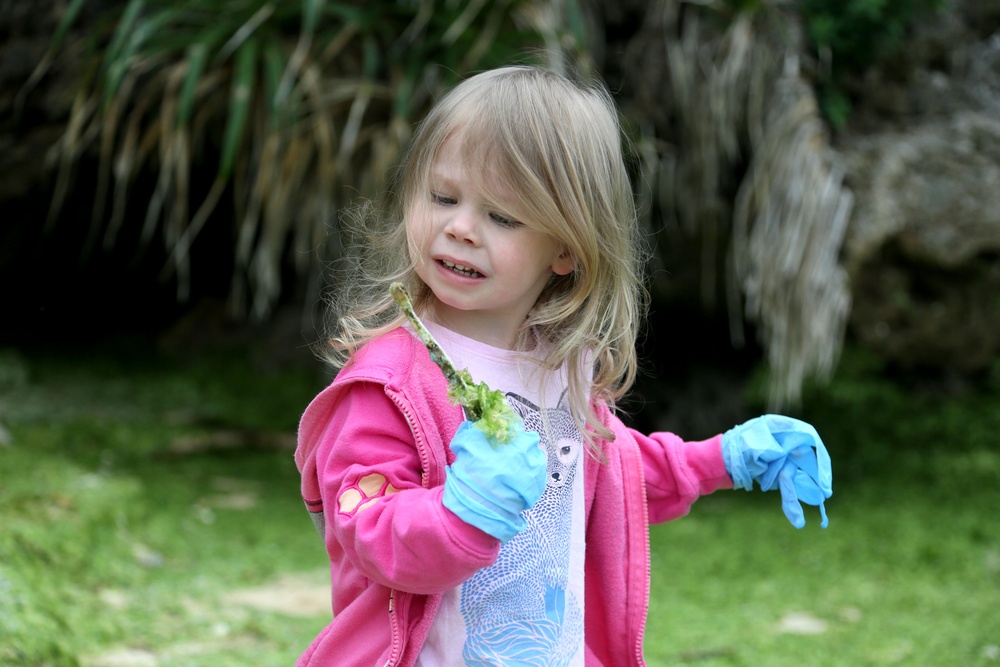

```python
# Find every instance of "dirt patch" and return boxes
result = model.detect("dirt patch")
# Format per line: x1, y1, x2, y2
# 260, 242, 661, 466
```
81, 571, 330, 667
222, 571, 331, 618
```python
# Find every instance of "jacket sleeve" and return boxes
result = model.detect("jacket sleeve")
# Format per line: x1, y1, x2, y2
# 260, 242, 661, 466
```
626, 426, 734, 524
311, 380, 499, 593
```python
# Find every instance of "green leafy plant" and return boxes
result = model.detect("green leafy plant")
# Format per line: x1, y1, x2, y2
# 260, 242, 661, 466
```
801, 0, 945, 127
30, 0, 582, 320
390, 282, 521, 444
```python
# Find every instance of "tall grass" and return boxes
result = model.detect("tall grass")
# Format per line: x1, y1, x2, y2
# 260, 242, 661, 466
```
28, 0, 584, 320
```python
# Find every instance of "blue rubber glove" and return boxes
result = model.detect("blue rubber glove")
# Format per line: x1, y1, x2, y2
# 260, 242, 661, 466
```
442, 420, 547, 543
722, 414, 833, 529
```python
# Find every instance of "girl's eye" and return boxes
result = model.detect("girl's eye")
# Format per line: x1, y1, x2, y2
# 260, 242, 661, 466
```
431, 192, 456, 206
490, 212, 521, 228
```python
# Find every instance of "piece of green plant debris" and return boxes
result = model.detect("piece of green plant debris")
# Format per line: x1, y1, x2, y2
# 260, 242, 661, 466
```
390, 282, 520, 445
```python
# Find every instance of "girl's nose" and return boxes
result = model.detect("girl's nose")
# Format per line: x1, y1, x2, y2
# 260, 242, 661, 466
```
444, 207, 480, 245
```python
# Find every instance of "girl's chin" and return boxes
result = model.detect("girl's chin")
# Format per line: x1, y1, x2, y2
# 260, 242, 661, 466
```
429, 295, 479, 315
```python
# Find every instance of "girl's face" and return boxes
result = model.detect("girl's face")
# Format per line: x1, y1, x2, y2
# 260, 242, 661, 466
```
407, 132, 573, 349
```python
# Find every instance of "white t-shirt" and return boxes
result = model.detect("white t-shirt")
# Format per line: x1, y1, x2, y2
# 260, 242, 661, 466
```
415, 322, 586, 667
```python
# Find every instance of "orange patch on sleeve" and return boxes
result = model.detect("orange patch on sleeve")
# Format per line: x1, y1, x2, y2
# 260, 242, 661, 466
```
358, 473, 387, 497
358, 498, 379, 513
338, 488, 363, 513
337, 473, 402, 516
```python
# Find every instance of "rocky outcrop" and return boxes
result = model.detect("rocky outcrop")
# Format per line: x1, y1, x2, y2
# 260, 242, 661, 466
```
839, 1, 1000, 373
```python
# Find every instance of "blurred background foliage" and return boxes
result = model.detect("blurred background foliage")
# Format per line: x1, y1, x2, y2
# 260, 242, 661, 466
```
8, 0, 964, 407
802, 0, 945, 127
30, 0, 587, 322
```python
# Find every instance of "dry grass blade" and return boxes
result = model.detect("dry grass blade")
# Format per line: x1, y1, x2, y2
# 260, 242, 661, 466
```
461, 0, 510, 73
105, 73, 162, 250
274, 0, 324, 105
217, 3, 275, 62
46, 90, 97, 231
442, 0, 488, 45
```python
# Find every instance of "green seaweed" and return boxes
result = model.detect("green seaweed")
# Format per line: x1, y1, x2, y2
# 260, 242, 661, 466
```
390, 282, 521, 445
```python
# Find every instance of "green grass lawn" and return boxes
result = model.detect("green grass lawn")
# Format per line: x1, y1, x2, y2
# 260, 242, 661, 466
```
1, 341, 997, 666
0, 341, 331, 666
646, 351, 1000, 667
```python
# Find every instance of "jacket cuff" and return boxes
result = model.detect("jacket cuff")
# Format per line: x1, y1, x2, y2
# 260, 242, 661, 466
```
687, 434, 736, 494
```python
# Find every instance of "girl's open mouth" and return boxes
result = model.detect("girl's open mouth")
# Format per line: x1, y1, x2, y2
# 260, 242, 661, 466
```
439, 259, 483, 278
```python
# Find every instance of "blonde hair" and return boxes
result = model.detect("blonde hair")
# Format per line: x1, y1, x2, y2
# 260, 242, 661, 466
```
323, 66, 647, 449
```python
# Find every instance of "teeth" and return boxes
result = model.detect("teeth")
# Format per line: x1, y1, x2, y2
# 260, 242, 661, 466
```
441, 260, 480, 277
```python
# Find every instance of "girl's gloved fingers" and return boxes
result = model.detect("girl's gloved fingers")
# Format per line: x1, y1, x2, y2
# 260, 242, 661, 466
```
450, 421, 546, 505
785, 468, 831, 528
782, 496, 806, 529
788, 445, 834, 499
778, 461, 806, 529
792, 470, 827, 506
789, 445, 819, 479
758, 455, 786, 492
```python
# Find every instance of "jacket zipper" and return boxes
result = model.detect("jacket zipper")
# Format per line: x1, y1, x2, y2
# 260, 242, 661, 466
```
384, 588, 400, 667
628, 434, 651, 667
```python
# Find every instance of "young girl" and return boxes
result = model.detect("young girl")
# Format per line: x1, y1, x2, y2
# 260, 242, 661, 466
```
294, 65, 832, 667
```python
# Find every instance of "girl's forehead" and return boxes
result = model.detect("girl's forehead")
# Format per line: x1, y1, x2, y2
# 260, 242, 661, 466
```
429, 131, 514, 197
430, 132, 468, 175
433, 129, 492, 169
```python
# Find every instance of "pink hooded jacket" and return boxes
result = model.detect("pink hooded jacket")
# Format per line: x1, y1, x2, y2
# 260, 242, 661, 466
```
294, 328, 733, 666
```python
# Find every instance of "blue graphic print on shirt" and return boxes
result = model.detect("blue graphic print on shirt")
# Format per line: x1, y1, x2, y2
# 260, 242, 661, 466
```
459, 392, 584, 666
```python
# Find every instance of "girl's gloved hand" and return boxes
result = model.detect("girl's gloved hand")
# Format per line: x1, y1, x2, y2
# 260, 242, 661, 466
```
442, 421, 548, 543
722, 414, 833, 529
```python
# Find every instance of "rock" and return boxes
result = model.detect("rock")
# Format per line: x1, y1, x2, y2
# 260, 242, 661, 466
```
845, 113, 1000, 270
775, 611, 828, 635
838, 7, 1000, 374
